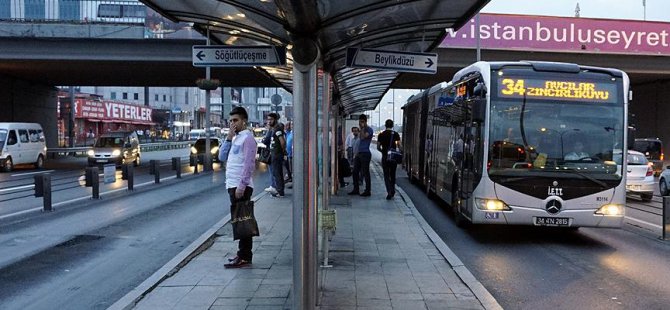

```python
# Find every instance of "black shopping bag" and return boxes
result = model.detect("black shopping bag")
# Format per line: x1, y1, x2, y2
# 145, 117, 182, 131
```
231, 200, 260, 240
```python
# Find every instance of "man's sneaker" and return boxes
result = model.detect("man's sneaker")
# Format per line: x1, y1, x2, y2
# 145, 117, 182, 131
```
348, 191, 360, 195
286, 182, 293, 189
227, 256, 238, 262
360, 192, 371, 197
264, 186, 276, 193
284, 178, 293, 183
224, 257, 251, 268
271, 192, 285, 198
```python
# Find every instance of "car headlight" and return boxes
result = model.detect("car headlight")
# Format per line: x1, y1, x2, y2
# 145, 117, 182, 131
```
211, 146, 219, 154
190, 146, 197, 154
87, 150, 95, 156
595, 204, 624, 216
475, 198, 512, 211
112, 149, 121, 156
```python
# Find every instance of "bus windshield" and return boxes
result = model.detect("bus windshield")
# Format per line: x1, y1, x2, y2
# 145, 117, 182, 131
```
488, 76, 624, 181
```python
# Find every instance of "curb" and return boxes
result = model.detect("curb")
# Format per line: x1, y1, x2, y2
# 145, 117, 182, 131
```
107, 192, 266, 310
395, 186, 503, 310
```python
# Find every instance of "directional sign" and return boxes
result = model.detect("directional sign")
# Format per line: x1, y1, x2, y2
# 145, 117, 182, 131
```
192, 45, 286, 67
346, 48, 438, 74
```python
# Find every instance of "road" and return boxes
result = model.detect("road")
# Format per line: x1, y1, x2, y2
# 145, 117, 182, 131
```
397, 169, 670, 309
0, 150, 273, 310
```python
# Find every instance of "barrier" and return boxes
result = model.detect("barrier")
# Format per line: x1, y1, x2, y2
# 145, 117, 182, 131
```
664, 197, 670, 241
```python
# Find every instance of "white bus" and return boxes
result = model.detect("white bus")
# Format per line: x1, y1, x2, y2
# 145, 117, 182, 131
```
403, 61, 629, 228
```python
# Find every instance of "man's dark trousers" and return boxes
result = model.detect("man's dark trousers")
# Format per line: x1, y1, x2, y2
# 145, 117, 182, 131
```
352, 152, 372, 193
271, 155, 285, 195
382, 157, 397, 196
228, 187, 254, 261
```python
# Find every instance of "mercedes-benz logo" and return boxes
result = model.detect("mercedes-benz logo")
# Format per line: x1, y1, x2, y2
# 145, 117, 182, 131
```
546, 199, 562, 214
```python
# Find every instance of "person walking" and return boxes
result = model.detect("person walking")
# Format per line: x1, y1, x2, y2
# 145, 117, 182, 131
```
377, 119, 401, 200
266, 113, 286, 197
349, 114, 373, 197
218, 107, 257, 268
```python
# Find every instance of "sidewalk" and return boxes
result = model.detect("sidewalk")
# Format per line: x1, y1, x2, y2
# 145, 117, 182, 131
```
114, 163, 500, 310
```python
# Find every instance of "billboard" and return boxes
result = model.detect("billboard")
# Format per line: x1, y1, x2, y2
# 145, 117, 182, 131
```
440, 13, 670, 56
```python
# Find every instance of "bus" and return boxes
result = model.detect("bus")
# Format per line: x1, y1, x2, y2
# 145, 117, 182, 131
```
402, 61, 629, 228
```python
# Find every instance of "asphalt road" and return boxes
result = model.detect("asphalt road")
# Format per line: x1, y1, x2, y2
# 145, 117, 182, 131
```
0, 162, 272, 310
398, 172, 670, 310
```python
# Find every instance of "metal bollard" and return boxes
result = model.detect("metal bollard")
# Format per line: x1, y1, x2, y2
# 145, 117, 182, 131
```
34, 174, 44, 197
149, 159, 156, 175
127, 163, 134, 191
664, 196, 670, 240
85, 167, 95, 187
151, 160, 160, 184
172, 157, 181, 179
42, 174, 52, 211
189, 154, 197, 167
90, 166, 100, 199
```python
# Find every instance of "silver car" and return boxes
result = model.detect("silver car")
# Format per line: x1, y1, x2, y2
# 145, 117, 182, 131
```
616, 150, 654, 201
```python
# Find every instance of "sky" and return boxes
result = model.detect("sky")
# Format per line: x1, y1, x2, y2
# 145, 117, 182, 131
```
481, 0, 670, 22
378, 0, 670, 124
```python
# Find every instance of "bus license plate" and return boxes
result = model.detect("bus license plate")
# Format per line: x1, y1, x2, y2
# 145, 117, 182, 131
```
535, 217, 570, 226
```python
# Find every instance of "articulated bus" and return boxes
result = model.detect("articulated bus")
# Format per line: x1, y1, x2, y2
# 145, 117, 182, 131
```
402, 61, 629, 228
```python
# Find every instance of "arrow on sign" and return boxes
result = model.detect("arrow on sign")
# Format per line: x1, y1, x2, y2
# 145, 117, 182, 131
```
196, 51, 205, 61
425, 58, 434, 68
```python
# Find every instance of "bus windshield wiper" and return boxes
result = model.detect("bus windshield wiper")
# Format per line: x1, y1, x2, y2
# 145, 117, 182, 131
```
559, 167, 608, 189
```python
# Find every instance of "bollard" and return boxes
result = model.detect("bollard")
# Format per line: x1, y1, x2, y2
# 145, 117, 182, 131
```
172, 157, 181, 179
34, 174, 44, 197
189, 154, 197, 167
90, 166, 100, 199
152, 160, 160, 184
42, 174, 52, 212
664, 196, 670, 241
85, 167, 94, 187
122, 164, 129, 180
149, 159, 156, 175
127, 163, 134, 191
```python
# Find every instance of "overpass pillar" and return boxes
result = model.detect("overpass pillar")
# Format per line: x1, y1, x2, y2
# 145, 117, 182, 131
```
292, 37, 320, 310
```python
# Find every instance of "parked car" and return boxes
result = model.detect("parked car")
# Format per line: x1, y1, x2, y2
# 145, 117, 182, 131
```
614, 149, 654, 201
0, 122, 46, 172
190, 137, 221, 163
88, 131, 141, 167
632, 138, 663, 177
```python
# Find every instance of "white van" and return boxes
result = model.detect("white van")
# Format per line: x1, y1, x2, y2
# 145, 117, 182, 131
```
0, 122, 47, 172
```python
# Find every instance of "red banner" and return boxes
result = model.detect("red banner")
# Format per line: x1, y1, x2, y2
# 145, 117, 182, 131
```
75, 99, 153, 124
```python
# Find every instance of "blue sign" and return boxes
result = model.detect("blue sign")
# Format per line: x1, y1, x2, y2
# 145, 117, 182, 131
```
437, 95, 454, 107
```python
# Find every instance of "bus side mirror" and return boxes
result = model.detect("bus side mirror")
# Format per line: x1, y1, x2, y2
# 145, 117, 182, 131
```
627, 126, 635, 150
472, 99, 486, 123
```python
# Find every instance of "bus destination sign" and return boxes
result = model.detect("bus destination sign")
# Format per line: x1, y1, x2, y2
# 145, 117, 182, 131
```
497, 78, 618, 103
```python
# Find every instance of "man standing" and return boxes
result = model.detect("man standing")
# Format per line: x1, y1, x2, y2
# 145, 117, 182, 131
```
266, 113, 286, 197
377, 119, 401, 200
345, 127, 357, 165
284, 121, 293, 186
219, 107, 257, 268
349, 114, 373, 197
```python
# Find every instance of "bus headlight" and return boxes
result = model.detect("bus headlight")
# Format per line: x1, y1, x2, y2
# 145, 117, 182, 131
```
191, 146, 197, 154
87, 150, 95, 156
595, 204, 624, 216
476, 198, 511, 211
210, 146, 219, 154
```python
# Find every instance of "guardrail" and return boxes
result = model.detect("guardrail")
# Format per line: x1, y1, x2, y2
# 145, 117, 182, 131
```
47, 142, 191, 158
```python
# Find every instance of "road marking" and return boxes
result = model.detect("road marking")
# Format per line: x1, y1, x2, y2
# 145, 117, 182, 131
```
0, 184, 34, 193
625, 216, 662, 229
11, 170, 54, 177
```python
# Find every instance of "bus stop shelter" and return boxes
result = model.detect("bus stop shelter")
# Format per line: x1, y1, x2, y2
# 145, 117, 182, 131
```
140, 1, 491, 308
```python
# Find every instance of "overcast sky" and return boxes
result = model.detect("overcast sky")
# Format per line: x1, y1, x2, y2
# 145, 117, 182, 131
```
481, 0, 670, 22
